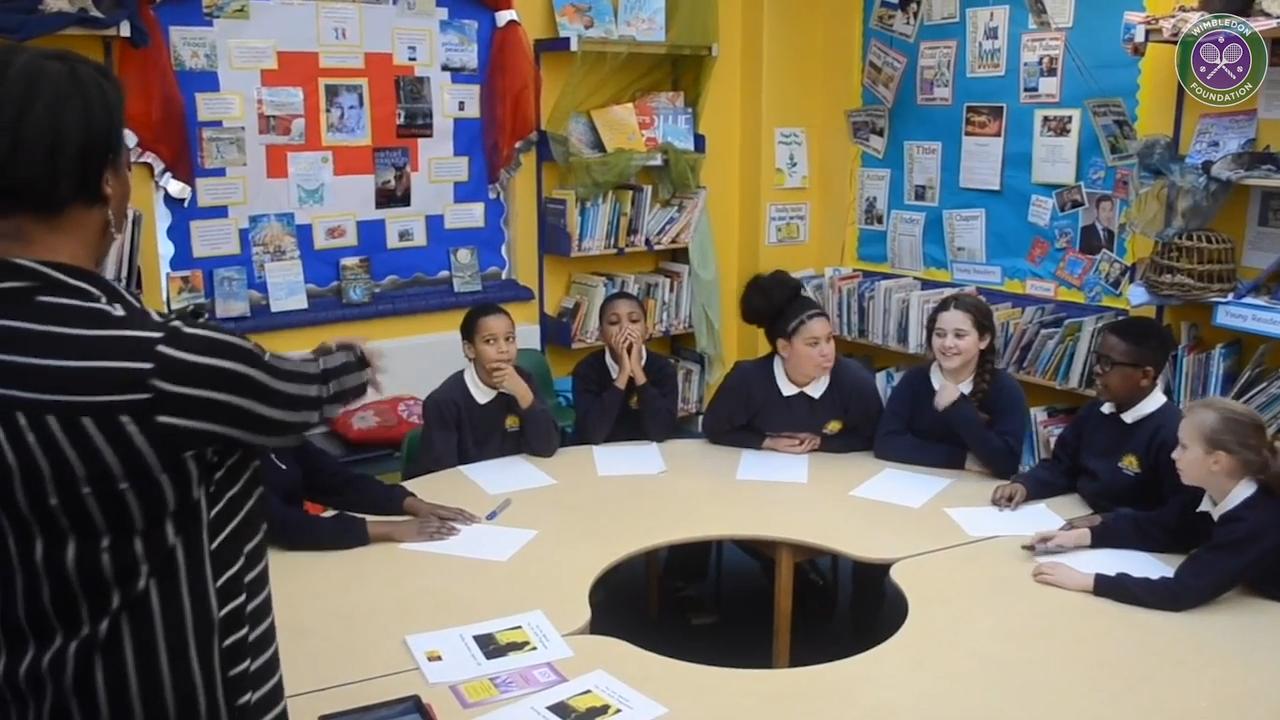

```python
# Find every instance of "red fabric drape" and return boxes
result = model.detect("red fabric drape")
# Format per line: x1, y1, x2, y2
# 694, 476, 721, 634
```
480, 0, 539, 187
116, 0, 192, 185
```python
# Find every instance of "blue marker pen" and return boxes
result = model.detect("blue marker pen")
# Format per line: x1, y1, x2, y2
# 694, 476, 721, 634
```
485, 498, 512, 522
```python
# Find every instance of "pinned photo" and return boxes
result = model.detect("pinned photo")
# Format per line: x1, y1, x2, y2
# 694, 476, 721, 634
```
546, 689, 621, 720
871, 0, 921, 42
473, 626, 538, 662
319, 78, 370, 146
1093, 249, 1131, 295
1078, 191, 1119, 256
256, 87, 305, 145
198, 126, 247, 169
1052, 183, 1087, 214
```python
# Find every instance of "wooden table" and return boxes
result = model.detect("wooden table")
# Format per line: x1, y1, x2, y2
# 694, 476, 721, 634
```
272, 440, 1090, 696
288, 539, 1280, 719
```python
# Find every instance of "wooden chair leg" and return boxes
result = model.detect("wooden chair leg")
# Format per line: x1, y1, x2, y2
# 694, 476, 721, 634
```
771, 542, 796, 669
646, 550, 662, 619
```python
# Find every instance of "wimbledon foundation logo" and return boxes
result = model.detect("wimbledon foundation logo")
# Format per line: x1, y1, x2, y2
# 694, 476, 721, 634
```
1176, 13, 1270, 107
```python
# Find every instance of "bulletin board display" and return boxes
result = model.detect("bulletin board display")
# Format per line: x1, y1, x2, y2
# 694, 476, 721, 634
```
855, 1, 1144, 309
154, 0, 508, 312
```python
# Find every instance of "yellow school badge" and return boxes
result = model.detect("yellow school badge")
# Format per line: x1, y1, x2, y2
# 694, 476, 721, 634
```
504, 413, 521, 432
627, 393, 640, 410
1118, 453, 1141, 475
822, 419, 844, 435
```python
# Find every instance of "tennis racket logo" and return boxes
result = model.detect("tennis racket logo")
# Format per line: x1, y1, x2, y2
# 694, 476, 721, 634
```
1176, 14, 1269, 108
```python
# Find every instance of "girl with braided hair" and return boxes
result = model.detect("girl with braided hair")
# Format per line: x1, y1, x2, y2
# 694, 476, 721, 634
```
874, 292, 1028, 478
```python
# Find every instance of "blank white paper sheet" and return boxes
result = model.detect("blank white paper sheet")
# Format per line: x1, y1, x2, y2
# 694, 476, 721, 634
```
1034, 548, 1175, 579
736, 450, 809, 484
400, 524, 538, 562
592, 443, 668, 477
460, 456, 557, 495
944, 503, 1066, 537
851, 468, 954, 508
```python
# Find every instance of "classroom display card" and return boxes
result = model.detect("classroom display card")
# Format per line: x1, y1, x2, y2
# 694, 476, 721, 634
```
960, 103, 1006, 191
617, 0, 666, 43
1032, 109, 1081, 186
1019, 32, 1065, 103
858, 168, 890, 231
256, 87, 305, 145
1028, 195, 1054, 227
904, 141, 941, 206
227, 40, 278, 70
872, 0, 921, 42
393, 27, 433, 66
314, 214, 359, 250
847, 107, 889, 159
212, 266, 251, 319
1085, 98, 1138, 166
445, 202, 487, 229
429, 157, 470, 183
440, 18, 480, 73
405, 610, 574, 684
773, 128, 809, 189
443, 83, 482, 118
199, 127, 247, 169
190, 218, 241, 258
888, 210, 926, 272
169, 26, 218, 71
450, 246, 483, 292
318, 2, 363, 47
966, 5, 1009, 77
923, 0, 959, 25
318, 51, 365, 69
1245, 187, 1280, 268
288, 151, 333, 208
864, 39, 908, 107
917, 41, 957, 106
765, 202, 809, 245
196, 176, 247, 207
386, 215, 428, 249
194, 92, 243, 122
264, 259, 309, 313
942, 208, 986, 263
450, 664, 569, 710
475, 669, 668, 720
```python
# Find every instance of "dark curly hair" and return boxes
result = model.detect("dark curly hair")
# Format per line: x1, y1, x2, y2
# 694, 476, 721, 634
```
925, 293, 997, 407
740, 270, 828, 350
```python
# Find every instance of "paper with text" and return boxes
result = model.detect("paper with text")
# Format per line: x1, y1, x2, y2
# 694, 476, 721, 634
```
592, 443, 667, 477
736, 450, 809, 484
405, 610, 573, 684
944, 503, 1065, 537
400, 524, 538, 562
476, 668, 668, 720
461, 457, 557, 495
851, 468, 954, 509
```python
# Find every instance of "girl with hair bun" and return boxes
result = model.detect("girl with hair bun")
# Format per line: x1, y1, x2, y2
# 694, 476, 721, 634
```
703, 270, 882, 453
1029, 397, 1280, 611
874, 292, 1028, 478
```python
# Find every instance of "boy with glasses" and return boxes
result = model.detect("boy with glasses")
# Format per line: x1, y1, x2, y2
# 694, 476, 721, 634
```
992, 317, 1182, 526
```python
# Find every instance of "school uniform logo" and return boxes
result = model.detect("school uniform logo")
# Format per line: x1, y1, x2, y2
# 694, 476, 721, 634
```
1117, 453, 1141, 475
504, 413, 521, 432
822, 419, 844, 435
627, 393, 640, 410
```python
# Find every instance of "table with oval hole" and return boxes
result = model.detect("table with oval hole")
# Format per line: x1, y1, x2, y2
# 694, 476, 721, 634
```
271, 440, 1095, 697
285, 538, 1280, 718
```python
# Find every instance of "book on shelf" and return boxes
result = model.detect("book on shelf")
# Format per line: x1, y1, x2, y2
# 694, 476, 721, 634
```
553, 0, 618, 38
1230, 344, 1280, 432
618, 0, 666, 42
339, 256, 374, 305
544, 186, 706, 254
1166, 321, 1243, 408
566, 96, 695, 157
213, 266, 251, 319
567, 112, 607, 157
557, 262, 695, 345
654, 106, 695, 150
102, 208, 143, 291
797, 268, 1122, 393
671, 344, 707, 417
1020, 405, 1078, 472
589, 103, 647, 153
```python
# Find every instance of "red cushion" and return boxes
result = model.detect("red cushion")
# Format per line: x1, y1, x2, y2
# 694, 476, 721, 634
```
331, 395, 423, 447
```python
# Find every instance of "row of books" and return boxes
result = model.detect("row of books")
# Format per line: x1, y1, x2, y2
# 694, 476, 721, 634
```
556, 262, 693, 344
1166, 323, 1243, 408
553, 0, 667, 43
544, 187, 705, 254
796, 269, 1124, 393
670, 345, 708, 418
568, 91, 695, 156
1020, 405, 1078, 472
1223, 344, 1280, 433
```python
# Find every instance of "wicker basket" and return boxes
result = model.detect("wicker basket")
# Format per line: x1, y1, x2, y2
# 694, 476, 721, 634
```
1143, 230, 1238, 300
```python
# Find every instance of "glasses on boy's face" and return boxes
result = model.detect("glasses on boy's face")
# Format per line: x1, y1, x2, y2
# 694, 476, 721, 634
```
1092, 352, 1145, 374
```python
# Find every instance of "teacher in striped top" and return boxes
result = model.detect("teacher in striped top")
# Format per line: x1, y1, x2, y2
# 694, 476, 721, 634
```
0, 45, 376, 719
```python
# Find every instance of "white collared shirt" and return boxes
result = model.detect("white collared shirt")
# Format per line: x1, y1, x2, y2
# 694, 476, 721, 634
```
773, 354, 830, 399
929, 362, 974, 395
1100, 388, 1167, 424
1197, 478, 1258, 522
605, 346, 648, 380
463, 361, 499, 405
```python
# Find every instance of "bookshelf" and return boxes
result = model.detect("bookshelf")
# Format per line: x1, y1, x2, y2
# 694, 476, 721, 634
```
533, 34, 715, 422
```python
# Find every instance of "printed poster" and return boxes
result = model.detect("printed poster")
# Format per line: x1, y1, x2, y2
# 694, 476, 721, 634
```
440, 18, 480, 73
923, 0, 959, 25
1031, 108, 1080, 186
256, 87, 305, 145
858, 168, 891, 231
1020, 32, 1065, 103
198, 127, 246, 169
943, 208, 987, 263
966, 5, 1009, 77
169, 26, 218, 71
904, 141, 941, 206
287, 151, 334, 208
264, 259, 309, 313
865, 39, 909, 107
1028, 0, 1075, 29
1028, 195, 1055, 227
248, 212, 301, 282
1186, 110, 1259, 167
888, 210, 925, 272
960, 103, 1006, 191
917, 41, 957, 106
1085, 98, 1138, 166
1244, 187, 1280, 268
871, 0, 921, 42
766, 203, 810, 245
774, 128, 809, 189
846, 107, 889, 159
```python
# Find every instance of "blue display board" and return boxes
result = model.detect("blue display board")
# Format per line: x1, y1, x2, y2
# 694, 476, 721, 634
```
154, 0, 524, 330
857, 2, 1143, 306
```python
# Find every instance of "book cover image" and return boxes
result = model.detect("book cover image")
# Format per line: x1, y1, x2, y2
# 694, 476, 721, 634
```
440, 18, 479, 73
248, 212, 300, 282
1051, 219, 1075, 250
1026, 236, 1051, 266
618, 0, 666, 42
553, 1, 618, 39
450, 663, 568, 710
264, 259, 309, 313
374, 147, 412, 209
450, 246, 482, 293
1054, 249, 1096, 288
213, 266, 251, 319
566, 112, 606, 156
590, 103, 646, 152
655, 107, 694, 150
256, 86, 306, 145
339, 256, 374, 305
167, 270, 206, 312
395, 76, 433, 138
199, 126, 247, 169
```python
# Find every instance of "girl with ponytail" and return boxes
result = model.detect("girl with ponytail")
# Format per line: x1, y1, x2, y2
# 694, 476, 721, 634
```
702, 270, 882, 453
874, 292, 1028, 478
1030, 397, 1280, 611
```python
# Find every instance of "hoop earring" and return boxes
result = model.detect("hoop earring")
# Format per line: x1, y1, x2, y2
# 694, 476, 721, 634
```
105, 207, 125, 245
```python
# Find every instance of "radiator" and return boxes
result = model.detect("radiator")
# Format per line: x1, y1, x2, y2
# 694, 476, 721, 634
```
363, 323, 541, 400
